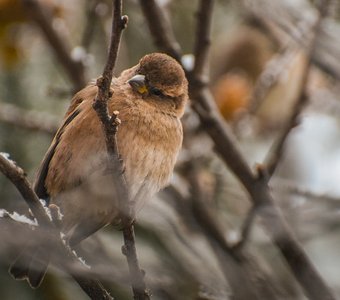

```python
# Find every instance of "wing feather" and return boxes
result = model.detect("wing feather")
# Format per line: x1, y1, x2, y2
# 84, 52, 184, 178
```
33, 99, 84, 201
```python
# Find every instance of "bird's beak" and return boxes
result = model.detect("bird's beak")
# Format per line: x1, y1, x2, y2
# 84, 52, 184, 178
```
128, 74, 148, 95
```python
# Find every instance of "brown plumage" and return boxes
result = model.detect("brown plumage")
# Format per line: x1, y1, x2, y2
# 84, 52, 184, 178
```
9, 53, 188, 288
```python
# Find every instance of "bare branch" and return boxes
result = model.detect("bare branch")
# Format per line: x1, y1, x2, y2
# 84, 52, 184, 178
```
247, 13, 319, 115
22, 0, 86, 91
272, 180, 340, 208
190, 1, 256, 187
0, 153, 113, 300
92, 1, 150, 299
264, 1, 330, 177
193, 90, 256, 188
81, 0, 101, 50
187, 166, 239, 259
248, 47, 297, 114
138, 0, 182, 62
177, 166, 282, 300
232, 206, 258, 250
192, 0, 214, 81
0, 154, 53, 228
243, 0, 340, 80
0, 102, 59, 135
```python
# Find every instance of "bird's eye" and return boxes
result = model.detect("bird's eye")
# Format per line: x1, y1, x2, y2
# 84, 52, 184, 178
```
150, 87, 164, 97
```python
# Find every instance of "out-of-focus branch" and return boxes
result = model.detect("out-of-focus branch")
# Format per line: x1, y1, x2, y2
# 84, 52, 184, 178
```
81, 0, 101, 50
138, 0, 182, 62
168, 170, 281, 299
192, 0, 213, 80
248, 47, 297, 114
264, 1, 330, 177
187, 169, 239, 260
92, 1, 150, 299
242, 0, 340, 81
22, 0, 86, 91
232, 205, 258, 250
247, 14, 318, 115
0, 102, 59, 135
0, 153, 113, 300
0, 154, 53, 228
193, 82, 256, 189
272, 180, 340, 208
140, 1, 336, 299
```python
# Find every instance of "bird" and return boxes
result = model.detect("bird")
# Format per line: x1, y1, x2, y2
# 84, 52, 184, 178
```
9, 52, 188, 288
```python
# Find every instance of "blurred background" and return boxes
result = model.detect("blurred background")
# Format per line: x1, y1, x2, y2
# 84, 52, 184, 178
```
1, 0, 340, 299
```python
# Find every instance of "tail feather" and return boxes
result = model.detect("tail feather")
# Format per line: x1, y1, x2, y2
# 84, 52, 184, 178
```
9, 253, 31, 280
9, 247, 50, 289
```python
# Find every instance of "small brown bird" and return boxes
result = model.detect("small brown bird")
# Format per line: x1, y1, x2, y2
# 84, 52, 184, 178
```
9, 52, 188, 288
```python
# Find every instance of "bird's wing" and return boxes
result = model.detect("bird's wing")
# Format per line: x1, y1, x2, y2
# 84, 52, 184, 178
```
33, 108, 81, 201
34, 102, 113, 243
34, 84, 98, 201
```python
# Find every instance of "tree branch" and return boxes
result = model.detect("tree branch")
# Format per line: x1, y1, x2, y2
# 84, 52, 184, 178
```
138, 0, 182, 62
0, 102, 59, 135
92, 1, 150, 299
81, 0, 101, 50
247, 47, 297, 115
22, 0, 86, 91
140, 1, 336, 299
192, 0, 213, 82
0, 153, 113, 300
264, 1, 330, 177
186, 166, 282, 300
232, 205, 258, 250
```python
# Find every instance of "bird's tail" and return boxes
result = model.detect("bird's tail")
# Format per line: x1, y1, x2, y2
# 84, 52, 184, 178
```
9, 246, 50, 289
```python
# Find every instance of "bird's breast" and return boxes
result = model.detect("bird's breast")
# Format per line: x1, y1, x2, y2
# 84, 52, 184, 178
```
117, 107, 183, 211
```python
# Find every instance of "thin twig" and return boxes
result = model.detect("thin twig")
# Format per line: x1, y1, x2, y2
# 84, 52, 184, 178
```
265, 1, 330, 177
0, 154, 113, 300
0, 102, 59, 135
140, 1, 336, 299
92, 1, 150, 299
22, 0, 86, 91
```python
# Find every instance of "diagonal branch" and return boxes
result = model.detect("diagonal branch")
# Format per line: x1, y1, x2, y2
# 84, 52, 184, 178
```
192, 0, 214, 81
0, 153, 113, 300
248, 47, 297, 115
92, 1, 150, 299
0, 102, 59, 135
22, 0, 86, 91
138, 0, 182, 62
0, 154, 53, 228
81, 0, 102, 50
186, 164, 281, 300
264, 0, 331, 177
140, 1, 336, 299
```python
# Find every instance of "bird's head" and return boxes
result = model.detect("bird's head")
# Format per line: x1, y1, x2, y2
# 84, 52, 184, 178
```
128, 53, 188, 117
